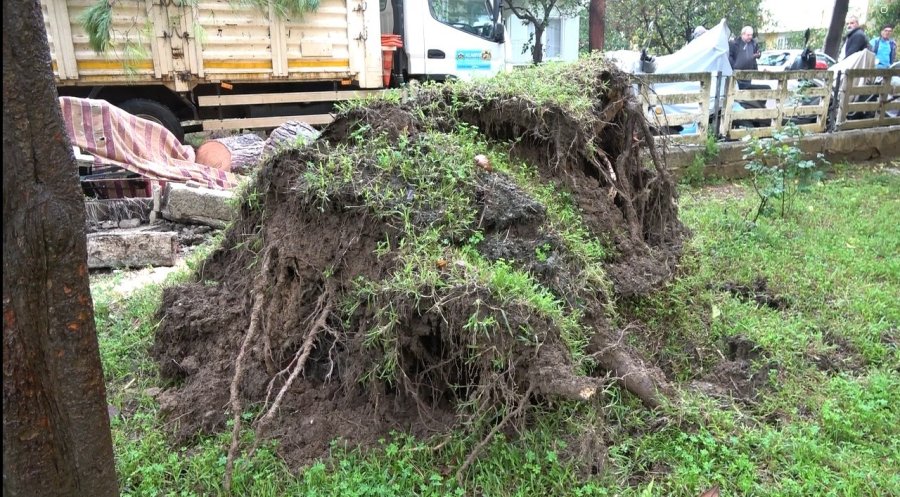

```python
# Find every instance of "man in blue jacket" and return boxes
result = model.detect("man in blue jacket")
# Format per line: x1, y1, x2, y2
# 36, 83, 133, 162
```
870, 24, 896, 68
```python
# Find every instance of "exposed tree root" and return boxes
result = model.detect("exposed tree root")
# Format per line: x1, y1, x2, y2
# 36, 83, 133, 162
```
254, 282, 335, 438
528, 345, 604, 402
588, 328, 673, 409
456, 385, 534, 485
224, 248, 272, 495
152, 56, 687, 473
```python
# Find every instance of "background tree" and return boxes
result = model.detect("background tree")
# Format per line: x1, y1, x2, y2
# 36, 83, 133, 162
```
588, 0, 606, 50
580, 9, 627, 53
604, 0, 764, 53
2, 0, 119, 495
867, 0, 899, 36
505, 0, 586, 63
823, 0, 850, 58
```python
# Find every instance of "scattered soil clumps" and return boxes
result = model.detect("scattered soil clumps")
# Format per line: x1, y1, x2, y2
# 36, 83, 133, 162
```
809, 331, 868, 374
717, 277, 789, 310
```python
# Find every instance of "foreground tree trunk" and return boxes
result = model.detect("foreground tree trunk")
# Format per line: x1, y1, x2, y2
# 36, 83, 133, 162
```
823, 0, 849, 58
2, 0, 119, 495
588, 0, 605, 51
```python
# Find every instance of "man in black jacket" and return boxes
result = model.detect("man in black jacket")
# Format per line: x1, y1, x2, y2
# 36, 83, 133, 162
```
729, 26, 761, 89
842, 16, 868, 59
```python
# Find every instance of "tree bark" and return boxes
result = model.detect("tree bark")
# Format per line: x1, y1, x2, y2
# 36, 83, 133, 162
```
588, 0, 606, 51
263, 120, 320, 156
533, 25, 546, 64
823, 0, 849, 58
2, 0, 119, 495
195, 133, 265, 174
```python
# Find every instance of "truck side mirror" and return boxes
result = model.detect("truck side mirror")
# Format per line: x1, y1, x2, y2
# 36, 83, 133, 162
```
493, 22, 505, 43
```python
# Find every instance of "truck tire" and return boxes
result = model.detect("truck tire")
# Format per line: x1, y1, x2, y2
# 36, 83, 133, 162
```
118, 99, 184, 142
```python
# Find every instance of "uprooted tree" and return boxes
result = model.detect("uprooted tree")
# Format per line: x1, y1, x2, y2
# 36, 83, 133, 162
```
151, 55, 686, 489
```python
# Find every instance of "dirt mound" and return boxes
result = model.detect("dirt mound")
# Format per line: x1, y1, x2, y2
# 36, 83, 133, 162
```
151, 56, 686, 476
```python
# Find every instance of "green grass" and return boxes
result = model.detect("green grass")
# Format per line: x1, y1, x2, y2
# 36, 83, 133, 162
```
93, 167, 900, 496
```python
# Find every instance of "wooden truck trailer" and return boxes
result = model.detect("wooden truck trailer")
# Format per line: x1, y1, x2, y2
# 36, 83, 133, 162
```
42, 0, 509, 140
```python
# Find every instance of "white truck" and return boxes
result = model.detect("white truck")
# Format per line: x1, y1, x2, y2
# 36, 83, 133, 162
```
42, 0, 509, 141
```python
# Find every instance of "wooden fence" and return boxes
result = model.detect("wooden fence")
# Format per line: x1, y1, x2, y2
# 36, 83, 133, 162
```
836, 69, 900, 130
632, 68, 899, 142
633, 72, 712, 145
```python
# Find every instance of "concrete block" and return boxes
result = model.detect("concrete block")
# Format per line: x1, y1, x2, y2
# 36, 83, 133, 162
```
667, 125, 900, 180
118, 218, 142, 229
87, 230, 177, 268
160, 183, 235, 228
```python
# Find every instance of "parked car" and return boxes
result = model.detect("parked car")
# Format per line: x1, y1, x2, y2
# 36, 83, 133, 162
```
758, 50, 837, 71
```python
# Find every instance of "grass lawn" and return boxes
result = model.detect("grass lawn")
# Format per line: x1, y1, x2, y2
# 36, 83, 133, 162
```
92, 165, 900, 496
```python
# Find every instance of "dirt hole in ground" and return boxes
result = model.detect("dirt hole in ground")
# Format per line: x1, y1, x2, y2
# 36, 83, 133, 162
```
691, 335, 779, 403
809, 330, 868, 374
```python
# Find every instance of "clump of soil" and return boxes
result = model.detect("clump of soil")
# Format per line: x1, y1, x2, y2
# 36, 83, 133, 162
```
717, 277, 789, 310
151, 56, 687, 473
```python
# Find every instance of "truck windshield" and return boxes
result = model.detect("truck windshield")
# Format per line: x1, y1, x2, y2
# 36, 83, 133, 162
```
429, 0, 496, 39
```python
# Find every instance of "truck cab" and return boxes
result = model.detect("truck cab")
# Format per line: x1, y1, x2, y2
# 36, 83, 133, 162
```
381, 0, 508, 83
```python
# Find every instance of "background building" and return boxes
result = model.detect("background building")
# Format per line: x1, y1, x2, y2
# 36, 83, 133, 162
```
504, 11, 580, 65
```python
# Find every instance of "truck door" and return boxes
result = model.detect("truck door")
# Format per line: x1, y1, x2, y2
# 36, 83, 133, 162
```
147, 0, 203, 89
404, 0, 506, 80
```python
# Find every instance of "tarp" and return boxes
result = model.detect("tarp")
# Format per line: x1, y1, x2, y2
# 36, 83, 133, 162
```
605, 19, 733, 76
60, 97, 239, 198
830, 49, 876, 88
830, 50, 877, 126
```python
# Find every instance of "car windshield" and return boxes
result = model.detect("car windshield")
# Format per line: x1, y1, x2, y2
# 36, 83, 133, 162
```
759, 52, 790, 66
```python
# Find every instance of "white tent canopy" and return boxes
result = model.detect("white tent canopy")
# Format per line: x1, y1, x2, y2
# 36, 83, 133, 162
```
605, 19, 733, 77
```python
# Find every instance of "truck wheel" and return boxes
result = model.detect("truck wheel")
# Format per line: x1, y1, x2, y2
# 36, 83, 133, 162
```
118, 99, 184, 142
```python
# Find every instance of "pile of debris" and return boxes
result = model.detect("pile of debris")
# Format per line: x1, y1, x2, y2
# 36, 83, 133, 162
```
66, 102, 319, 268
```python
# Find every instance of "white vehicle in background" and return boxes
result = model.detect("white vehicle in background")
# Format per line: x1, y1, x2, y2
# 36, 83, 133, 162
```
887, 61, 900, 118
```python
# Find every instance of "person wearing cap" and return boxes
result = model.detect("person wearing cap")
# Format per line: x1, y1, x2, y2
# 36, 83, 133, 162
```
692, 26, 707, 41
869, 24, 896, 68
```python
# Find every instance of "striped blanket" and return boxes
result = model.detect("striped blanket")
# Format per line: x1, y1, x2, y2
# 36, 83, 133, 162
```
60, 97, 238, 198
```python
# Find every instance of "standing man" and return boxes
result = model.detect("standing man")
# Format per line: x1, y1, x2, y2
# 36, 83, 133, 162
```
841, 15, 868, 59
870, 24, 896, 68
729, 26, 761, 89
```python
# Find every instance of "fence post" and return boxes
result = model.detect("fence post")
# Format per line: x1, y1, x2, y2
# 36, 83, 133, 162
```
712, 71, 723, 138
828, 70, 843, 132
722, 75, 737, 139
